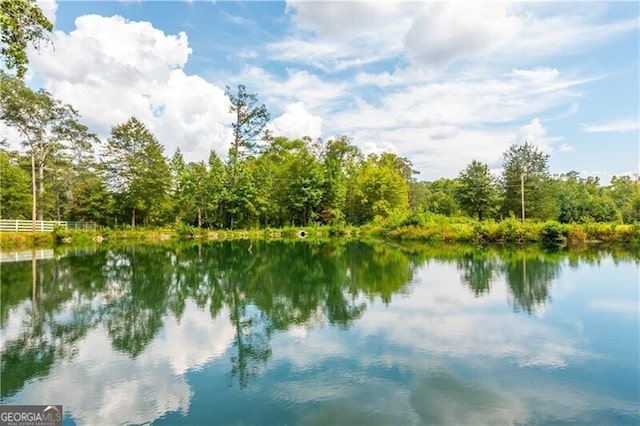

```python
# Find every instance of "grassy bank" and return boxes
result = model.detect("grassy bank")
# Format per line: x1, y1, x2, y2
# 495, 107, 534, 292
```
371, 217, 640, 246
1, 218, 638, 250
0, 224, 360, 250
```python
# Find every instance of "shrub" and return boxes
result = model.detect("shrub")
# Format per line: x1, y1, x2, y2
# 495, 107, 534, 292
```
541, 221, 567, 245
174, 222, 198, 239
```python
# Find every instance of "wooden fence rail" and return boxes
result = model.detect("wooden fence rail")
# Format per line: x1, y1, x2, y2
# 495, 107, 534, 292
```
0, 220, 97, 232
0, 249, 55, 263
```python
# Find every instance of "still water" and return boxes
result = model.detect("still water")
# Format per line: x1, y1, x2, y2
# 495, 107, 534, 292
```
1, 241, 638, 425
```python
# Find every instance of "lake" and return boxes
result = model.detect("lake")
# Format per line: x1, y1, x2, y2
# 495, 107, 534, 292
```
1, 241, 638, 425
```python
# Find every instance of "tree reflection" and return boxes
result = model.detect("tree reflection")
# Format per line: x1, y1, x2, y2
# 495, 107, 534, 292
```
1, 240, 415, 397
503, 253, 560, 315
1, 248, 108, 400
456, 252, 498, 296
453, 248, 561, 314
3, 241, 619, 398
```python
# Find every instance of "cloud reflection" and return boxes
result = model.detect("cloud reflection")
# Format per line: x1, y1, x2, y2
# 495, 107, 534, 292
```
10, 300, 234, 425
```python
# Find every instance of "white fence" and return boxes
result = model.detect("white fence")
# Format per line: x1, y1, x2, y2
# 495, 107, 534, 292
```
0, 249, 55, 263
0, 220, 97, 232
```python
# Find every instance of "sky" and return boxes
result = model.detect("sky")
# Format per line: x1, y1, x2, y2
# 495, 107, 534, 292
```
19, 0, 640, 182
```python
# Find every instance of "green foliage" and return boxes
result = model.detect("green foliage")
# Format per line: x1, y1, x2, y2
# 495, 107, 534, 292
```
501, 142, 557, 220
0, 0, 53, 79
102, 117, 170, 227
456, 160, 500, 220
226, 84, 270, 158
0, 149, 30, 218
1, 72, 99, 221
1, 77, 638, 238
347, 154, 409, 224
174, 222, 198, 239
541, 221, 568, 245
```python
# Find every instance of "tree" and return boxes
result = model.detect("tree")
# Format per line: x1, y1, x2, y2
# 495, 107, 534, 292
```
226, 84, 270, 170
421, 179, 460, 216
608, 175, 640, 223
347, 154, 409, 224
224, 85, 269, 228
0, 0, 53, 79
282, 139, 325, 226
0, 149, 30, 218
456, 160, 500, 220
555, 172, 617, 223
0, 72, 97, 220
501, 142, 557, 220
102, 117, 170, 227
319, 136, 362, 224
205, 151, 227, 228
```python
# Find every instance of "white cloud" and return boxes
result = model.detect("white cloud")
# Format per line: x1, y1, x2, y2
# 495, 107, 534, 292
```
27, 14, 234, 162
36, 0, 58, 25
581, 119, 640, 133
230, 66, 347, 116
267, 102, 322, 140
404, 3, 522, 68
16, 2, 638, 181
513, 118, 554, 153
558, 143, 574, 152
285, 1, 409, 42
506, 11, 639, 62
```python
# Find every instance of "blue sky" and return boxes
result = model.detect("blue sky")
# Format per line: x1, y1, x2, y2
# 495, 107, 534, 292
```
23, 0, 639, 181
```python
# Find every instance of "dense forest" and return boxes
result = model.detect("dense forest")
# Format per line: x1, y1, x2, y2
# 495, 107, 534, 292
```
1, 0, 639, 230
1, 72, 639, 229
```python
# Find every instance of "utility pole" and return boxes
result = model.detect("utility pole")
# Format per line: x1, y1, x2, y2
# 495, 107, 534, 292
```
520, 168, 525, 223
31, 153, 36, 233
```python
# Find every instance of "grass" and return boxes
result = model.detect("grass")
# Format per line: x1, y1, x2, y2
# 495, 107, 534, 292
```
1, 217, 637, 250
366, 214, 640, 247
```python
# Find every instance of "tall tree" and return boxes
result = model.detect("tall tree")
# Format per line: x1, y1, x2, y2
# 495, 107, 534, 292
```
0, 72, 97, 220
224, 85, 269, 228
347, 154, 409, 224
0, 0, 53, 79
102, 117, 170, 227
501, 142, 557, 220
456, 160, 500, 220
225, 84, 270, 171
319, 136, 362, 224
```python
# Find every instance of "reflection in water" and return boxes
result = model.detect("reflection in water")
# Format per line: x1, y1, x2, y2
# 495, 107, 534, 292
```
409, 370, 526, 425
457, 252, 499, 296
1, 241, 415, 399
0, 242, 638, 425
456, 249, 561, 315
503, 254, 560, 315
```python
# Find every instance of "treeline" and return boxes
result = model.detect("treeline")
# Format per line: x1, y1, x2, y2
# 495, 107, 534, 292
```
1, 72, 639, 229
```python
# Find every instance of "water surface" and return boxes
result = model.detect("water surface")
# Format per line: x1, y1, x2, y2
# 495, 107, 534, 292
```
1, 241, 638, 425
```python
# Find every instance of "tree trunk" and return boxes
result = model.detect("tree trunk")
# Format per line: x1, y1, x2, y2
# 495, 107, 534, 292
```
31, 154, 36, 232
197, 207, 202, 229
131, 208, 136, 229
38, 162, 44, 221
56, 192, 61, 221
478, 210, 483, 221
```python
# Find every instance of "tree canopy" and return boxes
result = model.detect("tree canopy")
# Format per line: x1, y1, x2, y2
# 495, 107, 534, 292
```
0, 0, 53, 79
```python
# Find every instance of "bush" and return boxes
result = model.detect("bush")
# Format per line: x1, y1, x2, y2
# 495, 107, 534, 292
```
541, 221, 567, 244
174, 222, 198, 239
565, 225, 587, 245
53, 225, 73, 244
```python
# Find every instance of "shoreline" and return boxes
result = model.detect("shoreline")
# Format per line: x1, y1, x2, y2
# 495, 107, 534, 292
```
1, 220, 638, 251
